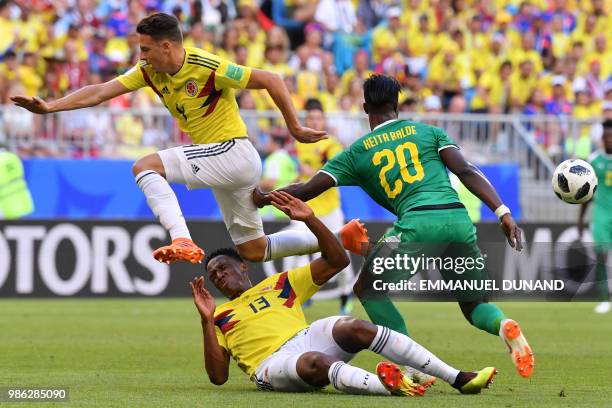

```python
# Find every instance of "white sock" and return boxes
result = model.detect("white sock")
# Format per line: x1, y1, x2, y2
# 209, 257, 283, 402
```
264, 227, 349, 261
368, 326, 459, 385
264, 230, 319, 261
328, 361, 390, 395
135, 170, 191, 241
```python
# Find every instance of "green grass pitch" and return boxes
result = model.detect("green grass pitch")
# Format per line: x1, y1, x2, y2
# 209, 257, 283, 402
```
1, 299, 611, 407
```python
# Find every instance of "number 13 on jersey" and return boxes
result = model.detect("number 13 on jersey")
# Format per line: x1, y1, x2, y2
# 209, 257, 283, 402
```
372, 141, 425, 199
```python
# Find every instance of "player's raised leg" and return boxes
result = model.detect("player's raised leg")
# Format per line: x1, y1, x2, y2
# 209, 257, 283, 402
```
235, 217, 368, 262
499, 318, 535, 378
132, 152, 204, 264
199, 140, 368, 263
461, 301, 534, 378
328, 317, 496, 395
352, 256, 410, 332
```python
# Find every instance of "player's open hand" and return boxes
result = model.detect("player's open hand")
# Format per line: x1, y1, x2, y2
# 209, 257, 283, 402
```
9, 95, 51, 114
190, 276, 216, 322
500, 214, 523, 252
269, 190, 314, 222
290, 126, 327, 143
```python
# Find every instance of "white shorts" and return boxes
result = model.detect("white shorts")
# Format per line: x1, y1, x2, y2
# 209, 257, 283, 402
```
158, 138, 264, 245
252, 316, 354, 392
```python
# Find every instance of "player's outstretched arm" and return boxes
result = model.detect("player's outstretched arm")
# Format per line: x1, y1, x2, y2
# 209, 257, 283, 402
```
10, 79, 130, 114
190, 277, 230, 385
246, 69, 326, 143
269, 191, 349, 284
441, 146, 523, 251
252, 172, 335, 208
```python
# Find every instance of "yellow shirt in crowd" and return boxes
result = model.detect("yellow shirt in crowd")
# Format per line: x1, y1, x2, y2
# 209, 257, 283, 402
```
295, 137, 344, 216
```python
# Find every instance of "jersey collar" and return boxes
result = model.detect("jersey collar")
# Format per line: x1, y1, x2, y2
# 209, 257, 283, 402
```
373, 118, 401, 131
171, 49, 188, 77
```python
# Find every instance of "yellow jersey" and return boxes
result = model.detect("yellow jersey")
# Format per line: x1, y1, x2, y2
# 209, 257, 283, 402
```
0, 17, 16, 54
509, 72, 538, 106
117, 47, 252, 144
17, 66, 43, 97
295, 138, 343, 216
428, 51, 471, 89
508, 49, 543, 74
213, 265, 319, 378
408, 30, 441, 58
371, 27, 402, 63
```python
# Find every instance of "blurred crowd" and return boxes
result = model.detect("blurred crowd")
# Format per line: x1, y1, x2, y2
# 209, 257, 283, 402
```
0, 0, 611, 160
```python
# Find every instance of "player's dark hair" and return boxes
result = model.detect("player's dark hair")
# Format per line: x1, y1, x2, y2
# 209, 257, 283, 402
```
304, 98, 324, 112
603, 119, 612, 129
363, 74, 401, 114
204, 248, 244, 269
137, 13, 183, 43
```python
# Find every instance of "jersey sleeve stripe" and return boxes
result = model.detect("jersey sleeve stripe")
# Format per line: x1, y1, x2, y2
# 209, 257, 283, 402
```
187, 54, 220, 65
274, 272, 297, 308
318, 170, 338, 186
438, 145, 459, 152
187, 55, 220, 68
214, 309, 240, 334
187, 59, 220, 69
139, 67, 163, 99
187, 61, 218, 71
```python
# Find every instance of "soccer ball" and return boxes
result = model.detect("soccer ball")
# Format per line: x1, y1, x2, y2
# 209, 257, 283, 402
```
551, 159, 598, 204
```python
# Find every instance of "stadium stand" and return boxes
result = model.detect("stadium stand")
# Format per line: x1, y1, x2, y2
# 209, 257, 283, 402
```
0, 0, 610, 221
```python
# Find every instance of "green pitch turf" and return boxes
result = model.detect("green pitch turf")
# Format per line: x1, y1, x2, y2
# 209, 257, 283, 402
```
1, 300, 611, 407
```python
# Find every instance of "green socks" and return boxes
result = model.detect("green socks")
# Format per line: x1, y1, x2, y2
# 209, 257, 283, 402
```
360, 298, 507, 338
360, 298, 409, 336
595, 261, 611, 301
470, 303, 506, 336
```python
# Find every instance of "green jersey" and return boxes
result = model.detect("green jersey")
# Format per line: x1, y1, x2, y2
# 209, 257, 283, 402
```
321, 119, 460, 217
590, 151, 612, 223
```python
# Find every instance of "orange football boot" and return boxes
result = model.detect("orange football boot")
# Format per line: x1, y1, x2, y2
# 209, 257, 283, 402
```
500, 319, 534, 378
376, 362, 426, 397
153, 238, 204, 264
339, 219, 369, 255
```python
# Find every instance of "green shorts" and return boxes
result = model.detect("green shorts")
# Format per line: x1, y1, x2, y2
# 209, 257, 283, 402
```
364, 208, 488, 302
388, 207, 478, 244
